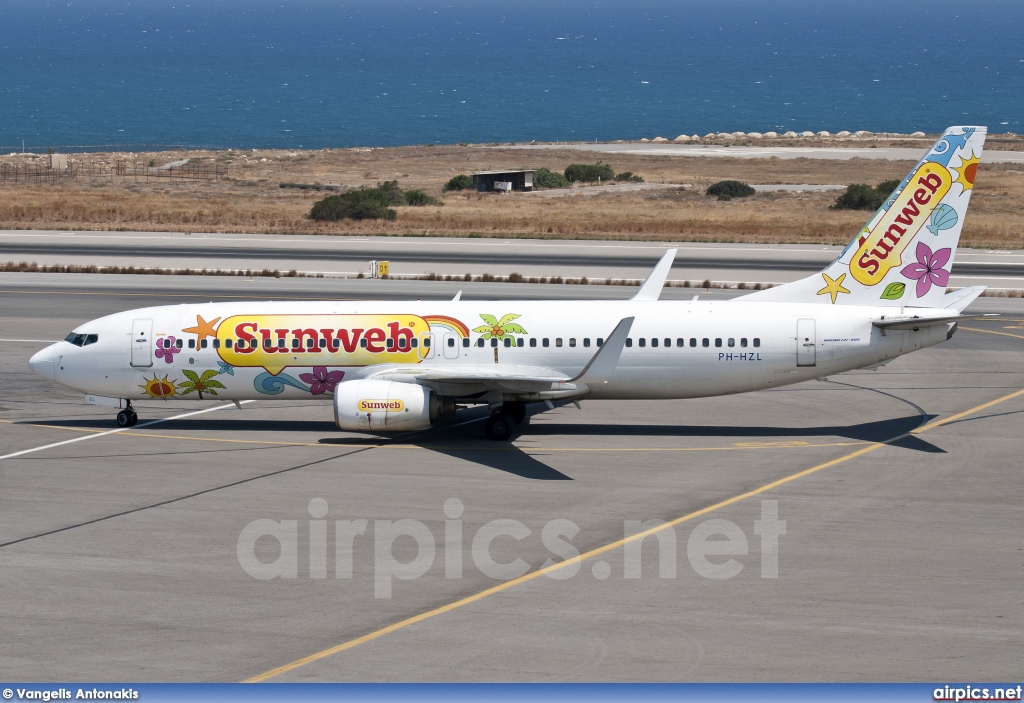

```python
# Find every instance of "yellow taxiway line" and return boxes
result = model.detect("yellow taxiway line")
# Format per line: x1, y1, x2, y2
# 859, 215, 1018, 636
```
243, 385, 1024, 683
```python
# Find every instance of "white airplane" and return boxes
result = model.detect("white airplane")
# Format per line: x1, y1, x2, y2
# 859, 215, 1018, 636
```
30, 126, 993, 440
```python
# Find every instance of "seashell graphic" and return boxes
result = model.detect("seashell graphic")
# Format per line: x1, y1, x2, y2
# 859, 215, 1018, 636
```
927, 203, 958, 235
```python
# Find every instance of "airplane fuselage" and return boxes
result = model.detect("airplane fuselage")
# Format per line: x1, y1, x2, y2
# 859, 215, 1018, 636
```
30, 298, 951, 404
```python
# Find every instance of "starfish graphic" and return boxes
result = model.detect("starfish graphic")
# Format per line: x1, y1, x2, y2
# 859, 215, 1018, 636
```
182, 314, 221, 343
817, 272, 851, 304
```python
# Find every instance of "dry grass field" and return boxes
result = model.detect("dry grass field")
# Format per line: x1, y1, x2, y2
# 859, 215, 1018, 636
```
1, 137, 1022, 248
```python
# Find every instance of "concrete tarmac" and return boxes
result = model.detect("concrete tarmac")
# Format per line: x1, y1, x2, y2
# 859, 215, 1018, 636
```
3, 231, 1023, 289
1, 277, 1022, 681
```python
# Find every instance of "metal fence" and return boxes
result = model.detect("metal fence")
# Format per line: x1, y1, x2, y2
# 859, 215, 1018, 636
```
0, 160, 227, 184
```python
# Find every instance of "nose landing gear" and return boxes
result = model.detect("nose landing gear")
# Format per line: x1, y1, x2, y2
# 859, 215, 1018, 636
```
116, 401, 138, 428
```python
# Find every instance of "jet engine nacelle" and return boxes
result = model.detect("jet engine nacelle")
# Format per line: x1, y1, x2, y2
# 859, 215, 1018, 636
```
333, 379, 451, 432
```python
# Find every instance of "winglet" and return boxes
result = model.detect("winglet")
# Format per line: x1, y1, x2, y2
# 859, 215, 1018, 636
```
452, 290, 462, 302
631, 249, 677, 301
570, 316, 634, 385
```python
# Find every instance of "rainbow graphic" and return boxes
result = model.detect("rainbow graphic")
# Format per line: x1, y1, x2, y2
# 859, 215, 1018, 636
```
423, 315, 470, 339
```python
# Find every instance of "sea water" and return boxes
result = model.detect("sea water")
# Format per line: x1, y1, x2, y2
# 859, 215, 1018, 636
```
1, 0, 1022, 150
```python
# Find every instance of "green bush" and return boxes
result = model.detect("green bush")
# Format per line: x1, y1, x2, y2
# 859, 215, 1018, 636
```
831, 179, 901, 210
706, 180, 755, 200
533, 167, 570, 189
309, 189, 397, 221
404, 189, 442, 206
373, 180, 405, 205
443, 174, 473, 192
614, 171, 644, 183
564, 163, 615, 183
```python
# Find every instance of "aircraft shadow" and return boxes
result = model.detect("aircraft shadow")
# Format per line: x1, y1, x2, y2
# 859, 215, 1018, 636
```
521, 414, 944, 453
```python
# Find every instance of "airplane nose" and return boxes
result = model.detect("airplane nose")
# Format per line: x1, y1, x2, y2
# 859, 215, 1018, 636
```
29, 345, 55, 380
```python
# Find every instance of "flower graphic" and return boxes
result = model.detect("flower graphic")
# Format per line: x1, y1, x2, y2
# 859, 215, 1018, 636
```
472, 313, 527, 340
299, 367, 345, 396
901, 241, 952, 298
154, 336, 180, 364
217, 360, 235, 376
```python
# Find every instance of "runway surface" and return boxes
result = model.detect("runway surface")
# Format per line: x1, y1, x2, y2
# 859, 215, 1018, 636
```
504, 143, 1024, 163
1, 276, 1022, 681
3, 231, 1023, 289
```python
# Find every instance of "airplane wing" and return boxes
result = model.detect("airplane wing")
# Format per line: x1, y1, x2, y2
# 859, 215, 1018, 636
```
351, 317, 635, 397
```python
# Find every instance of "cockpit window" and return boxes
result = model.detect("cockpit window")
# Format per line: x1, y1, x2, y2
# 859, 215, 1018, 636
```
64, 333, 86, 347
83, 334, 98, 346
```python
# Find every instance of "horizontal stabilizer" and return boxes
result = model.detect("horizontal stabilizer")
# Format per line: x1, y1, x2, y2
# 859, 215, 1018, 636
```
872, 312, 997, 330
941, 285, 986, 311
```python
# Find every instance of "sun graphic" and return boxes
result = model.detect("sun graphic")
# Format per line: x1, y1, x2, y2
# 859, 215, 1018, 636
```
140, 374, 178, 399
954, 153, 980, 191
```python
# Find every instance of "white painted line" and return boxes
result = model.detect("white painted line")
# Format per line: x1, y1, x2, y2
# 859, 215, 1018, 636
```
0, 400, 255, 461
0, 338, 58, 343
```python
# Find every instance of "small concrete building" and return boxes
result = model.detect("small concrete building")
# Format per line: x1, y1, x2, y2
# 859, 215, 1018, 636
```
472, 170, 534, 192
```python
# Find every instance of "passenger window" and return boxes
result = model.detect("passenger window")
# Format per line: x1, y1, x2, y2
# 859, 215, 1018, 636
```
555, 338, 563, 347
583, 338, 591, 348
530, 338, 537, 348
702, 338, 709, 348
176, 339, 184, 349
477, 338, 485, 348
387, 338, 395, 351
306, 339, 315, 349
517, 338, 524, 348
332, 340, 340, 350
753, 338, 761, 348
213, 339, 221, 349
292, 339, 300, 349
597, 338, 604, 347
225, 339, 233, 349
677, 338, 685, 347
423, 337, 431, 348
263, 338, 272, 349
200, 339, 209, 349
462, 338, 469, 347
320, 339, 328, 348
504, 338, 511, 347
360, 339, 368, 349
447, 338, 455, 347
277, 339, 286, 349
626, 338, 633, 348
664, 338, 671, 347
690, 338, 696, 347
715, 338, 722, 348
740, 338, 747, 347
651, 338, 658, 348
411, 338, 418, 348
491, 338, 498, 347
728, 338, 735, 347
639, 338, 646, 348
569, 338, 576, 347
543, 338, 550, 347
189, 339, 196, 349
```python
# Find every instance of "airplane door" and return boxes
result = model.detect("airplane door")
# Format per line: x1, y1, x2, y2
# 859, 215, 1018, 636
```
796, 318, 816, 367
442, 332, 459, 360
131, 319, 153, 367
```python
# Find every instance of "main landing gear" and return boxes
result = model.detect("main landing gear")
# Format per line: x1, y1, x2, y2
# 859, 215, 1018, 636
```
116, 400, 138, 428
484, 401, 527, 441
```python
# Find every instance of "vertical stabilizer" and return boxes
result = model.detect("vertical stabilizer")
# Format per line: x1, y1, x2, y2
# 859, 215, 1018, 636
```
739, 126, 986, 307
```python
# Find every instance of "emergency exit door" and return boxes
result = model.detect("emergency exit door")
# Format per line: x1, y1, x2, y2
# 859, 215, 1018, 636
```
796, 318, 816, 367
